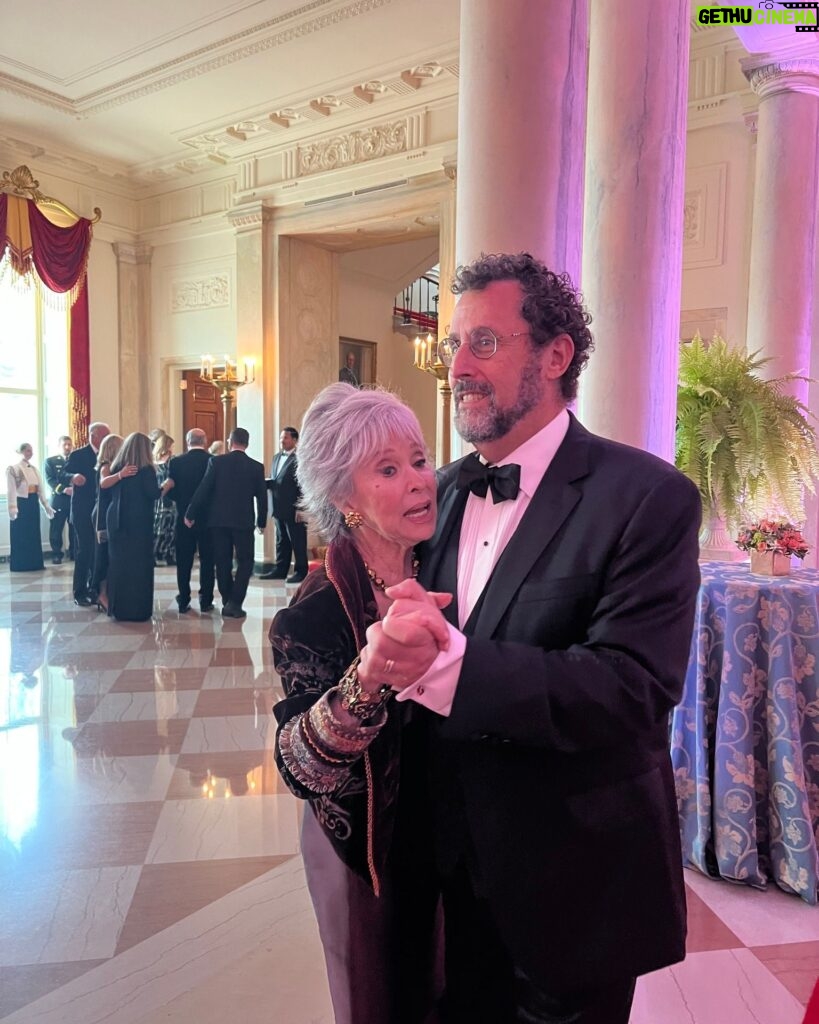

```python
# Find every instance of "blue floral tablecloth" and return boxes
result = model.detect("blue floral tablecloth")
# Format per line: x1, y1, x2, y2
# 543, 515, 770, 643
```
671, 560, 819, 904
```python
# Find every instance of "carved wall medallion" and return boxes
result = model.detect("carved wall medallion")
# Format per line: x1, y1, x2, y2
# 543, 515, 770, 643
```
171, 274, 231, 312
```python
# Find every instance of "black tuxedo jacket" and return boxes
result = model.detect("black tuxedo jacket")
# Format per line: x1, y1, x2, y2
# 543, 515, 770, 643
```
61, 444, 98, 523
267, 451, 301, 520
187, 449, 267, 531
416, 414, 701, 993
44, 454, 70, 511
168, 448, 212, 514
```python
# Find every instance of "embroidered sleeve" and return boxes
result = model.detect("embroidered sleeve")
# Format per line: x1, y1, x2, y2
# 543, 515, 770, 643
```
273, 641, 387, 798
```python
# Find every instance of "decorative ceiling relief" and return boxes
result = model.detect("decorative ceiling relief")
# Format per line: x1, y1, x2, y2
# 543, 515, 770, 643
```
294, 118, 412, 177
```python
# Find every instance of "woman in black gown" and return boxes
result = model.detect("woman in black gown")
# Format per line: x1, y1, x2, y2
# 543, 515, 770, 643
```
106, 432, 160, 622
6, 443, 53, 572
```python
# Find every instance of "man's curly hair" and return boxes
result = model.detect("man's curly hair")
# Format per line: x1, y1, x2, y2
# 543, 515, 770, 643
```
451, 252, 594, 401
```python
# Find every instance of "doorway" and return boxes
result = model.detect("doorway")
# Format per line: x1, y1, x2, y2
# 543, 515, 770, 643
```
182, 370, 223, 447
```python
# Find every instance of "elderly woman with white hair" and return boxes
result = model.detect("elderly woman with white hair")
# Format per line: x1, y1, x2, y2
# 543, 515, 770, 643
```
271, 383, 445, 1024
6, 443, 53, 571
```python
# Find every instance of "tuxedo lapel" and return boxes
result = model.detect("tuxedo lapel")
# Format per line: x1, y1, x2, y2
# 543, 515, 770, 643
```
420, 466, 469, 628
469, 419, 591, 639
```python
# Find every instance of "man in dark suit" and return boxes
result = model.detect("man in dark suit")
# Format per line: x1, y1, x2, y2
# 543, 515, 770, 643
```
166, 427, 214, 613
185, 427, 267, 619
362, 253, 701, 1023
44, 435, 74, 564
258, 426, 308, 584
62, 422, 110, 606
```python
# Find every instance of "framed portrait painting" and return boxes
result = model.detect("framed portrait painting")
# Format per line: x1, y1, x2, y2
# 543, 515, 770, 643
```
338, 338, 377, 388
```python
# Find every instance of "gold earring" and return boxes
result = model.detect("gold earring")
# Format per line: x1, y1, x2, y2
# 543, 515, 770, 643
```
344, 510, 364, 529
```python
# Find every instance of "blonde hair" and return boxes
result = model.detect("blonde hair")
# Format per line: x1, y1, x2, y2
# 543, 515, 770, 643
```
111, 432, 154, 473
153, 433, 174, 462
96, 433, 124, 469
209, 441, 225, 456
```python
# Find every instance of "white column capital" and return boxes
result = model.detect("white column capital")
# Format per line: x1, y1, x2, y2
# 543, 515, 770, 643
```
742, 57, 819, 100
227, 201, 273, 233
113, 241, 153, 265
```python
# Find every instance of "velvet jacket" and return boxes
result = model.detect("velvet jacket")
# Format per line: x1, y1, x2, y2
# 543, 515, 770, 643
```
270, 537, 405, 892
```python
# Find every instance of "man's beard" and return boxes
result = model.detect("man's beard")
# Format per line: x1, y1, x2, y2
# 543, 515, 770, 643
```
453, 347, 545, 444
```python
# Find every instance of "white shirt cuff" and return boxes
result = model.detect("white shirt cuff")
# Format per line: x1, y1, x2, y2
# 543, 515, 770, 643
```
394, 624, 466, 717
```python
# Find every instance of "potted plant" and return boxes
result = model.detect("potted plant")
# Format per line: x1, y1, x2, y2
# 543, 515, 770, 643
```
735, 519, 809, 576
675, 333, 819, 555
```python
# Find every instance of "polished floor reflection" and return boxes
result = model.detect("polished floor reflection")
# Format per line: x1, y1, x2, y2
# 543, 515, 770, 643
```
0, 563, 817, 1023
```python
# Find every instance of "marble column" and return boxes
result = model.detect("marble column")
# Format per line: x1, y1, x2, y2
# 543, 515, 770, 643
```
228, 203, 273, 564
579, 0, 690, 461
435, 176, 457, 466
455, 0, 588, 279
113, 242, 152, 434
743, 58, 819, 407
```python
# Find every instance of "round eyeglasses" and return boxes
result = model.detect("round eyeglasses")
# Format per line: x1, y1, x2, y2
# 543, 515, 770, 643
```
437, 328, 532, 366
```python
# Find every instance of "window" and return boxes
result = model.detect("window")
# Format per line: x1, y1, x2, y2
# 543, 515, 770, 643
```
0, 275, 70, 483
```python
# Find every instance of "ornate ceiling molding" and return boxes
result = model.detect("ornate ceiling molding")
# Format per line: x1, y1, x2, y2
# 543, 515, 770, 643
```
227, 201, 273, 231
0, 0, 397, 119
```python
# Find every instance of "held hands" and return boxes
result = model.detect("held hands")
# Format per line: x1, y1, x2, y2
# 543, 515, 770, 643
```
358, 579, 452, 693
72, 473, 86, 487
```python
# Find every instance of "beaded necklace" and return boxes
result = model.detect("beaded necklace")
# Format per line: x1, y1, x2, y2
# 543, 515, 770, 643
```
364, 555, 420, 593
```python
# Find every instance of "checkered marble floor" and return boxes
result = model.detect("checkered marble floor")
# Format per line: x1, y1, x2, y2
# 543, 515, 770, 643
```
0, 563, 817, 1023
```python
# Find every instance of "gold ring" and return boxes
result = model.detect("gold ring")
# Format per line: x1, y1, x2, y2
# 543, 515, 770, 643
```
384, 658, 395, 674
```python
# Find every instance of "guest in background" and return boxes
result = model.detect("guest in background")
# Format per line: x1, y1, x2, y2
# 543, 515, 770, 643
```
91, 434, 136, 612
153, 432, 177, 566
270, 384, 442, 1023
44, 435, 74, 564
62, 422, 110, 606
166, 428, 215, 613
186, 427, 267, 619
209, 440, 225, 456
6, 443, 53, 572
106, 432, 160, 622
259, 427, 308, 584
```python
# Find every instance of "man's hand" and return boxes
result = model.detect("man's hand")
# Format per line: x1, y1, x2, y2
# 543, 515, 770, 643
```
184, 517, 194, 528
358, 580, 453, 692
65, 486, 73, 497
72, 473, 86, 487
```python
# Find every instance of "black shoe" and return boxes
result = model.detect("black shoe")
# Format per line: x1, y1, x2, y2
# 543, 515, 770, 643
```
199, 600, 214, 613
52, 555, 63, 565
221, 603, 247, 619
176, 597, 191, 613
258, 570, 287, 580
286, 572, 306, 584
74, 595, 94, 607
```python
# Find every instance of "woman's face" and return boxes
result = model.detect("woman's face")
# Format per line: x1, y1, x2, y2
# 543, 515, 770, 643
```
345, 434, 436, 550
20, 445, 32, 461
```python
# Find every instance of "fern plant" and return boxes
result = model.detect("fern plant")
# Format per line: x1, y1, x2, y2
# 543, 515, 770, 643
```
675, 333, 819, 529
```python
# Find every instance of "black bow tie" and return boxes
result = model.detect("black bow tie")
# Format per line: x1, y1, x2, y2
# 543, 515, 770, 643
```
456, 453, 521, 503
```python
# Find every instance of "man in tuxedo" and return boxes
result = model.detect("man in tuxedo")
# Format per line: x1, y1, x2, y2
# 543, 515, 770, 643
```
185, 427, 267, 619
258, 427, 308, 584
363, 253, 701, 1023
167, 428, 214, 613
44, 435, 74, 564
338, 350, 359, 387
62, 422, 110, 606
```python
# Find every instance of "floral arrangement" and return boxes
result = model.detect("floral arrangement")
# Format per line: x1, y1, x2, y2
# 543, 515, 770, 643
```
735, 519, 809, 560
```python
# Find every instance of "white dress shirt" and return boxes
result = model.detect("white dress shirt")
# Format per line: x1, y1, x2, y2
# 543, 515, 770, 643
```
396, 409, 571, 716
6, 460, 53, 519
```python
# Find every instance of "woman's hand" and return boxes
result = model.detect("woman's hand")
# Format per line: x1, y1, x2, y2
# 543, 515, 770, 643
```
358, 580, 453, 692
120, 464, 138, 478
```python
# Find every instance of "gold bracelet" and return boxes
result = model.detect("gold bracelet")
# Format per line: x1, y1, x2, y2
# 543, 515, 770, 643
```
338, 656, 392, 721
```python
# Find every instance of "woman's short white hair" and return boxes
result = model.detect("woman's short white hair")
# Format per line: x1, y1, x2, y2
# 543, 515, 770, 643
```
298, 383, 427, 541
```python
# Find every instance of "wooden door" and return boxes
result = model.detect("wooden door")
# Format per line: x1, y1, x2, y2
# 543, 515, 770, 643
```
182, 371, 223, 447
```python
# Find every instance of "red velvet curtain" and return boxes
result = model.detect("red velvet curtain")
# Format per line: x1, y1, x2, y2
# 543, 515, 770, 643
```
0, 192, 93, 443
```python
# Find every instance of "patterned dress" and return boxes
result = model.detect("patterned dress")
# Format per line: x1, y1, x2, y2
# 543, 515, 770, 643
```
153, 461, 177, 565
